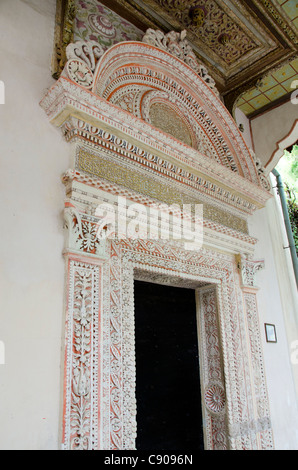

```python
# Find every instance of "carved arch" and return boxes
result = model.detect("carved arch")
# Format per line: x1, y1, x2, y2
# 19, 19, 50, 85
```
90, 41, 259, 183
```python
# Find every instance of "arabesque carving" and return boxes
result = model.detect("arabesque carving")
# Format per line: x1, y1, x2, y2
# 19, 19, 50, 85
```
42, 33, 274, 451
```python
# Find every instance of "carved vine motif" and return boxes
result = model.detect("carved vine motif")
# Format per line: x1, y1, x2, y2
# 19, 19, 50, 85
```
71, 270, 92, 450
63, 260, 100, 451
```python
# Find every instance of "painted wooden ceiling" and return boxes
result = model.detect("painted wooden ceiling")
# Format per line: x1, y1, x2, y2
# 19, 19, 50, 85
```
97, 0, 297, 116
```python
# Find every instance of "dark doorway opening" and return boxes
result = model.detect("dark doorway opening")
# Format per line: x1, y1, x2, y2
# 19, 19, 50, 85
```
134, 280, 204, 451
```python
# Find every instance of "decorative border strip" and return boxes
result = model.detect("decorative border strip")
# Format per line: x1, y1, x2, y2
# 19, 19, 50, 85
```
66, 125, 257, 217
62, 255, 101, 450
40, 75, 272, 207
62, 168, 258, 250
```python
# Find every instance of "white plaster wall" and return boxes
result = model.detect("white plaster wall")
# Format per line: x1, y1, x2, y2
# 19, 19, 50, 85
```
0, 0, 71, 450
250, 99, 297, 170
0, 0, 297, 452
234, 107, 253, 150
248, 200, 298, 449
250, 96, 298, 448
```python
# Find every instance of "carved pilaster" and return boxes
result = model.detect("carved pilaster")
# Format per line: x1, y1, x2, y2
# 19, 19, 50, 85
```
61, 197, 108, 450
62, 255, 101, 450
236, 254, 274, 449
197, 286, 228, 450
243, 291, 274, 449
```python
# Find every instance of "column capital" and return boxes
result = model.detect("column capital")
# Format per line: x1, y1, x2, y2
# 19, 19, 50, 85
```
236, 254, 264, 289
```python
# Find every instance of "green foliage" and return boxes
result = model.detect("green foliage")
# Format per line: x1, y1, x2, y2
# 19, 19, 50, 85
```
276, 144, 298, 255
285, 183, 298, 256
276, 144, 298, 194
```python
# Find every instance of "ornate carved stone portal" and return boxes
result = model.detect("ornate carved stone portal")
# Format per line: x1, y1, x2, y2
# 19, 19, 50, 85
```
41, 32, 274, 450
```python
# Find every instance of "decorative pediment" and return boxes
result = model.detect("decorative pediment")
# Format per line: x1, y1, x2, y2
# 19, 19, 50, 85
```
41, 33, 272, 253
91, 38, 259, 181
45, 34, 270, 178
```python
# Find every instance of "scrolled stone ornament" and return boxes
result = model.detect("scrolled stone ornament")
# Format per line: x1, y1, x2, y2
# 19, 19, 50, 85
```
66, 59, 94, 88
249, 149, 271, 191
66, 40, 105, 72
64, 41, 105, 89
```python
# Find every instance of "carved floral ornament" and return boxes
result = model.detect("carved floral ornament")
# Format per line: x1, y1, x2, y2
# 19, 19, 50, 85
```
60, 192, 274, 450
64, 30, 219, 95
41, 28, 275, 452
236, 254, 265, 289
42, 30, 272, 203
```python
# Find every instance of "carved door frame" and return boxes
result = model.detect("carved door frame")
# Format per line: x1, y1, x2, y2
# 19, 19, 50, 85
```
61, 225, 274, 450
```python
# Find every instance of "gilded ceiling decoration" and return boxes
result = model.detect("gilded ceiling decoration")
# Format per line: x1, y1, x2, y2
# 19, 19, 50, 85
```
97, 0, 298, 114
236, 56, 298, 116
154, 0, 259, 67
53, 0, 298, 115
